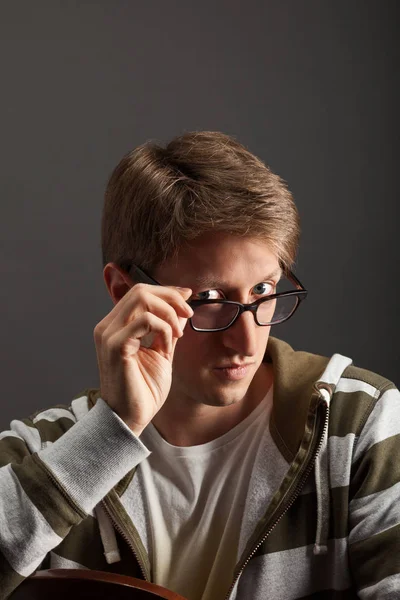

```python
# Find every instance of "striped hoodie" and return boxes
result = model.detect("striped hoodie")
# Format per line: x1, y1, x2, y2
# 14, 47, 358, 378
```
0, 336, 399, 599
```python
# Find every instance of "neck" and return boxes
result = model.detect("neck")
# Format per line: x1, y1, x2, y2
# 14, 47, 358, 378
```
151, 362, 273, 446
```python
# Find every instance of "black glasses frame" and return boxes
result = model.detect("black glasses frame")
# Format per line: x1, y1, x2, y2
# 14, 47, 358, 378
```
122, 263, 308, 333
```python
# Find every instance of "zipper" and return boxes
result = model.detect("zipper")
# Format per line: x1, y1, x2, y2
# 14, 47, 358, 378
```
224, 392, 330, 600
37, 454, 151, 579
101, 494, 150, 581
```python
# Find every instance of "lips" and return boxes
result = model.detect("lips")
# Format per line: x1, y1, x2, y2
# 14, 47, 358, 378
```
215, 363, 253, 369
213, 364, 252, 381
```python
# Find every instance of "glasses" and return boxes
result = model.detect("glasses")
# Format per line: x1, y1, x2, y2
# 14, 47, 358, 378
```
122, 263, 307, 333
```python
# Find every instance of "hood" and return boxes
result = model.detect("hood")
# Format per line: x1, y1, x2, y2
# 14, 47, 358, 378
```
265, 336, 353, 555
265, 336, 352, 461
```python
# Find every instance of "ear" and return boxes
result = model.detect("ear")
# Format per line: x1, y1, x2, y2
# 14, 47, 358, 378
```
103, 262, 134, 305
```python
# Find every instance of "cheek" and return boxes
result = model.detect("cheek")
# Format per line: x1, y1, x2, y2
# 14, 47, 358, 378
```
261, 325, 271, 339
258, 326, 271, 347
173, 327, 213, 365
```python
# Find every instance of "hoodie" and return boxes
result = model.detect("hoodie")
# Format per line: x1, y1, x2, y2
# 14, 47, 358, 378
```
0, 337, 399, 599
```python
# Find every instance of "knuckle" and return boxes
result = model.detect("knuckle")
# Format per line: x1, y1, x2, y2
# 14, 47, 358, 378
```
141, 310, 153, 323
134, 284, 154, 308
137, 311, 155, 333
93, 323, 104, 341
135, 282, 149, 296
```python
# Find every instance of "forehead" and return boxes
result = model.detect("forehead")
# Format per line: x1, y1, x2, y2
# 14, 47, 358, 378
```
157, 233, 281, 286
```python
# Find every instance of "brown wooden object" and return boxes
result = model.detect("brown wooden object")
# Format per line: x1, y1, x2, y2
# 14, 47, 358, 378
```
9, 568, 188, 599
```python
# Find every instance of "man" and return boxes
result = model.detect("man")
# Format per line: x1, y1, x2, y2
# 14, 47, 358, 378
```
0, 131, 399, 599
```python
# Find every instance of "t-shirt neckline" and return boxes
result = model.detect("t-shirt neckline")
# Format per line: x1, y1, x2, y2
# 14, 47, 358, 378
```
143, 385, 273, 456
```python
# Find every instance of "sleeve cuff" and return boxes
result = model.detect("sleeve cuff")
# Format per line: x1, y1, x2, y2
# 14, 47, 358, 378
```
39, 398, 151, 513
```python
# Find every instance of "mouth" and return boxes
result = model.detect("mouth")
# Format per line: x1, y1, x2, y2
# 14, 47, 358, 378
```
213, 363, 254, 381
215, 363, 253, 369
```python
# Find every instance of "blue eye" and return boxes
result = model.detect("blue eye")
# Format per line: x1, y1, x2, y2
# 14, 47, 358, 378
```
253, 282, 274, 295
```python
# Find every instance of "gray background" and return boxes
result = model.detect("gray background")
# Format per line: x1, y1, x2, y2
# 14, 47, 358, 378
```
0, 1, 398, 428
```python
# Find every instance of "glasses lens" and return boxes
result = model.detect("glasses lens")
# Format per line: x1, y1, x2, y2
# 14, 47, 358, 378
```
192, 303, 239, 330
257, 295, 299, 325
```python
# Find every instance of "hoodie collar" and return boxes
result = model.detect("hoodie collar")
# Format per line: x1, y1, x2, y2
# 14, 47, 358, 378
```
264, 336, 352, 461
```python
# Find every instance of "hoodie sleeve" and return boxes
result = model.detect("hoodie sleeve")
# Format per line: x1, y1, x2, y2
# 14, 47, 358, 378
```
348, 383, 400, 598
0, 398, 150, 599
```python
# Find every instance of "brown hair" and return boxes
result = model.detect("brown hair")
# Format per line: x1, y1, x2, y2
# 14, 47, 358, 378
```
101, 131, 300, 274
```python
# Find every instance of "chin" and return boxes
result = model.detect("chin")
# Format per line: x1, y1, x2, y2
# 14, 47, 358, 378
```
204, 387, 248, 408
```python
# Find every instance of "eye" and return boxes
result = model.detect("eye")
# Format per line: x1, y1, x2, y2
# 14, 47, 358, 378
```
194, 289, 223, 300
253, 282, 275, 295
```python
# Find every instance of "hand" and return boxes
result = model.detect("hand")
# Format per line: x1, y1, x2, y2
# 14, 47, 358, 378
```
93, 283, 193, 435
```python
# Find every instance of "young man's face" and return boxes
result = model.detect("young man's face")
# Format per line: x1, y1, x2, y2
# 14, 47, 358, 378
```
153, 232, 281, 409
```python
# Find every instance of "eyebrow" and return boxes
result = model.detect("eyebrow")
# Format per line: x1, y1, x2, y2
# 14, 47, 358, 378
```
193, 267, 283, 290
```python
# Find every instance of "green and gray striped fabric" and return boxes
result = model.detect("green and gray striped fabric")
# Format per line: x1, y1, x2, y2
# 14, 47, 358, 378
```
0, 337, 399, 599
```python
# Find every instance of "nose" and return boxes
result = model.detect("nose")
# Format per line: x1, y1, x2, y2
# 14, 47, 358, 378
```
220, 310, 258, 357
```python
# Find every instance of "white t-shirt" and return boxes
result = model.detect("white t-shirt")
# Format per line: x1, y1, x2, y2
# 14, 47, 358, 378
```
120, 385, 289, 600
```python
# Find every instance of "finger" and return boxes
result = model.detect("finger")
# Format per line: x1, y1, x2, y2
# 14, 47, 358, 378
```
95, 286, 188, 342
138, 293, 192, 338
94, 284, 193, 347
112, 284, 193, 330
109, 312, 174, 358
168, 286, 193, 298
